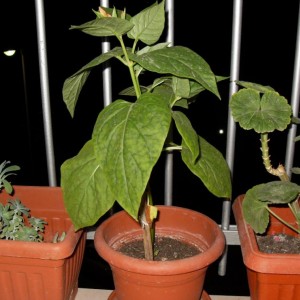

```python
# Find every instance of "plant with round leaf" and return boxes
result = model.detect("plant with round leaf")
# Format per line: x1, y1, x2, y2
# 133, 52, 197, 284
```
61, 0, 232, 260
230, 81, 300, 234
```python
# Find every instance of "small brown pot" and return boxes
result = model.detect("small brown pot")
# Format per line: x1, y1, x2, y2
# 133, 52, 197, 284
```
0, 186, 86, 300
94, 205, 225, 300
233, 195, 300, 300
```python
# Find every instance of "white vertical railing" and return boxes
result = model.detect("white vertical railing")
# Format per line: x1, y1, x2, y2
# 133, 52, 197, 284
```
100, 0, 113, 108
164, 0, 175, 206
285, 2, 300, 178
34, 0, 57, 186
218, 0, 244, 276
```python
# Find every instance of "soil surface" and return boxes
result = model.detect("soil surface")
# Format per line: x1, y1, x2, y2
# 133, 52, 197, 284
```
118, 236, 201, 261
257, 233, 300, 254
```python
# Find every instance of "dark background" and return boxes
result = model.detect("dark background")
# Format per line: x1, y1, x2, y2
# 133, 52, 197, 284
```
1, 0, 300, 296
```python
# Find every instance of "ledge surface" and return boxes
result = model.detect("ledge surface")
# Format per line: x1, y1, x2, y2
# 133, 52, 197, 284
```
76, 288, 250, 299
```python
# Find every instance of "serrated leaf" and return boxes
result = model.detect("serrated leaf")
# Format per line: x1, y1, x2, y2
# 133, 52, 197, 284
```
61, 140, 115, 230
251, 181, 300, 204
181, 136, 231, 198
172, 111, 199, 161
127, 0, 165, 45
70, 17, 134, 37
236, 81, 275, 93
92, 93, 172, 220
62, 47, 124, 117
230, 89, 292, 133
242, 188, 269, 234
242, 182, 300, 234
132, 46, 220, 98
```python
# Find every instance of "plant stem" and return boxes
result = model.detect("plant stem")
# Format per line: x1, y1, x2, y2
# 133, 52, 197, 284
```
261, 133, 300, 230
117, 36, 141, 98
260, 133, 289, 181
142, 222, 154, 260
266, 206, 300, 234
139, 188, 157, 260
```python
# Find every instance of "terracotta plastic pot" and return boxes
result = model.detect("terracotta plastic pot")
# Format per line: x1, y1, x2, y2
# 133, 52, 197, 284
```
94, 205, 225, 300
0, 186, 86, 300
233, 195, 300, 300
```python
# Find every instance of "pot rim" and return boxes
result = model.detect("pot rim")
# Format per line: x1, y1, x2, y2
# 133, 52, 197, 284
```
94, 205, 225, 275
233, 195, 300, 274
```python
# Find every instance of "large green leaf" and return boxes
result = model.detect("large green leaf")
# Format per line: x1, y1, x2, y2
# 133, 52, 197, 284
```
230, 89, 292, 133
61, 140, 115, 230
135, 43, 170, 76
127, 0, 165, 45
92, 93, 172, 219
70, 17, 134, 37
62, 47, 124, 117
62, 71, 90, 118
250, 181, 300, 204
242, 182, 300, 234
132, 46, 220, 98
172, 110, 199, 162
243, 187, 269, 234
181, 136, 231, 198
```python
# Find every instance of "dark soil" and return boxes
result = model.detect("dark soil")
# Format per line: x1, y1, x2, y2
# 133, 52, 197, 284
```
257, 233, 300, 254
118, 236, 201, 261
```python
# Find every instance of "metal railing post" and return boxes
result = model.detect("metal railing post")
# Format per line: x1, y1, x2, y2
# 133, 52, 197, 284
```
164, 0, 175, 206
34, 0, 57, 186
285, 2, 300, 177
100, 0, 112, 108
218, 0, 243, 276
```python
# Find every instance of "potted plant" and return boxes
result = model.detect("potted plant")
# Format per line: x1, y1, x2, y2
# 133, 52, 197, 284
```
61, 1, 231, 299
230, 81, 300, 300
0, 161, 86, 300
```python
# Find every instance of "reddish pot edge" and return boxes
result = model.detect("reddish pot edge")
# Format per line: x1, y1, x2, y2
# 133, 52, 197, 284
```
233, 195, 300, 274
0, 185, 84, 259
95, 205, 225, 275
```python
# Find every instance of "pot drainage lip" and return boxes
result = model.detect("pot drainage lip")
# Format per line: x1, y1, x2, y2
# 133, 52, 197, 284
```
108, 289, 211, 300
